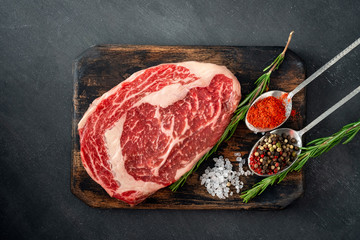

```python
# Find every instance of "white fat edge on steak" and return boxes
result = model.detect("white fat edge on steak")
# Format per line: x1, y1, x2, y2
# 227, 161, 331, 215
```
79, 61, 240, 197
78, 69, 146, 129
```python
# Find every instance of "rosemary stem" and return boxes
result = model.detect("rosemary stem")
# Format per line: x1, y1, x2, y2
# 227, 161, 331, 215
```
281, 31, 294, 57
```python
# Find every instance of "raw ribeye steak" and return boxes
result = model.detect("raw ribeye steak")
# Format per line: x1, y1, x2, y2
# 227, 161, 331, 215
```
78, 61, 241, 205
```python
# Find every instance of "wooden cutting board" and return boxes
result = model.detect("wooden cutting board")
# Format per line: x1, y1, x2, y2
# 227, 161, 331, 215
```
71, 45, 306, 209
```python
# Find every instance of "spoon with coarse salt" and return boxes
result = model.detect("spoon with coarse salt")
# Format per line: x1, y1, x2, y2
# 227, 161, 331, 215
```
248, 85, 360, 177
245, 37, 360, 133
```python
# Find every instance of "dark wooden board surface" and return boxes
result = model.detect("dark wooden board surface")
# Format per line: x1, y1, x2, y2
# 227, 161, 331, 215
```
72, 45, 306, 209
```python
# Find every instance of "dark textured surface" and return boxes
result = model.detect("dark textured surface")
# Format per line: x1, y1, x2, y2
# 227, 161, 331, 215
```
1, 0, 359, 239
71, 45, 305, 209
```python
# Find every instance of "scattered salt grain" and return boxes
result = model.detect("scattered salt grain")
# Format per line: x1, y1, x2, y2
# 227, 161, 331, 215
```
200, 154, 255, 199
234, 152, 242, 157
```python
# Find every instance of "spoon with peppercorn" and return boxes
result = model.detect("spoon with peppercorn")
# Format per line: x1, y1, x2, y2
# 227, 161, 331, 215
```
248, 85, 360, 177
245, 38, 360, 133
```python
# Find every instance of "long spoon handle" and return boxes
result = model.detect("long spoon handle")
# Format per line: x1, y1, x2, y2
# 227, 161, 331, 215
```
288, 38, 360, 99
298, 85, 360, 136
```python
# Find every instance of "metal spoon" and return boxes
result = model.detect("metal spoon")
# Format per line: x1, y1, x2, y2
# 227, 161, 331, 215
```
248, 85, 360, 177
245, 38, 360, 133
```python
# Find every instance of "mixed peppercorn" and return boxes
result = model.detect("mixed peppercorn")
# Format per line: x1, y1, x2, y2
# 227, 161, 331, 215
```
249, 133, 300, 175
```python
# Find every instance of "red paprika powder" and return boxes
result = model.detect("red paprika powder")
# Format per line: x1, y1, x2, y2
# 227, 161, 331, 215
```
247, 96, 286, 129
291, 109, 300, 119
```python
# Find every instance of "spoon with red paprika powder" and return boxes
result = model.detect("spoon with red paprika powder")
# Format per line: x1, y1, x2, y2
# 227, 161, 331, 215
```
245, 37, 360, 133
248, 85, 360, 177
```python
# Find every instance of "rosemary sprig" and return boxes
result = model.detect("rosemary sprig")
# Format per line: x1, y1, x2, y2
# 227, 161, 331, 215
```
240, 120, 360, 203
169, 32, 294, 192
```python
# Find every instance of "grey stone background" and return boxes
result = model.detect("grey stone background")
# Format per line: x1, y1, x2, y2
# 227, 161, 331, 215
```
1, 0, 359, 239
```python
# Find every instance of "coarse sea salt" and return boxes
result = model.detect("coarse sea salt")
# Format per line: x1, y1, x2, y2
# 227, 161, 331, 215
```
200, 154, 254, 199
234, 152, 242, 157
